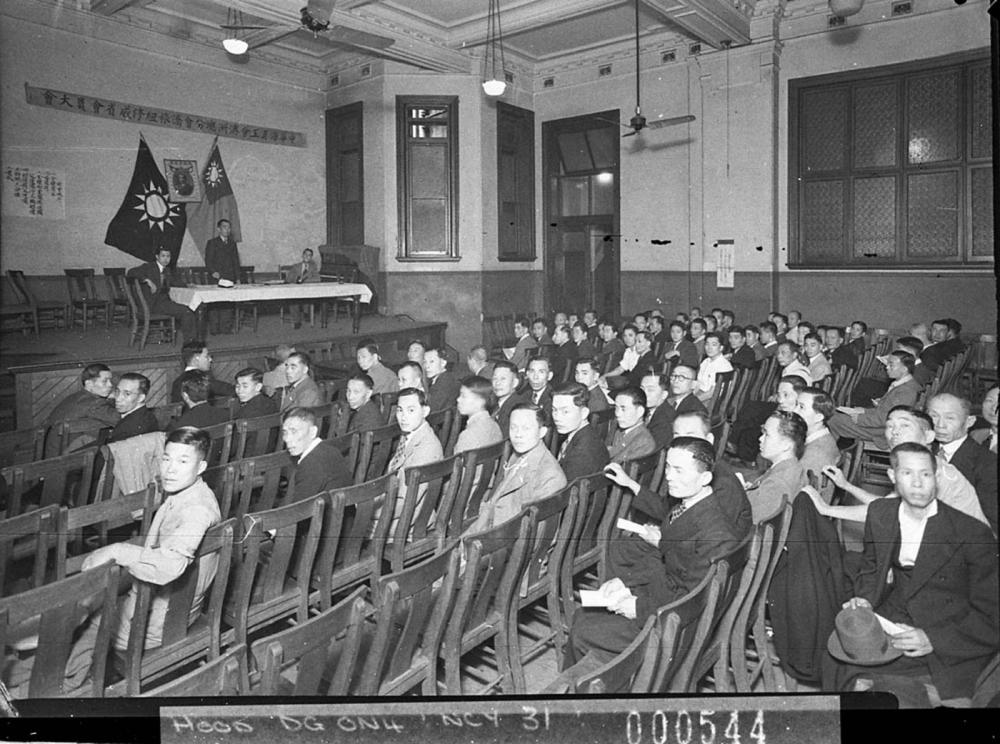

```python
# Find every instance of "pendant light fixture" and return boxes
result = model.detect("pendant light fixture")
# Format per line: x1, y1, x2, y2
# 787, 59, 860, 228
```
482, 0, 507, 96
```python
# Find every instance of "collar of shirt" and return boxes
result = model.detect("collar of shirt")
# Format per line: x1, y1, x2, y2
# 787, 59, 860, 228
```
763, 340, 777, 348
887, 374, 913, 391
678, 486, 713, 513
806, 427, 830, 444
938, 435, 967, 462
896, 498, 938, 567
299, 437, 322, 461
564, 423, 589, 445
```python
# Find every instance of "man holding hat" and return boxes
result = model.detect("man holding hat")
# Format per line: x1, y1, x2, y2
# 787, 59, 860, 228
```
826, 441, 998, 706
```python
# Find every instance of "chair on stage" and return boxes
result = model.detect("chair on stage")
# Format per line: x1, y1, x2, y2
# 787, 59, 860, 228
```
65, 268, 111, 331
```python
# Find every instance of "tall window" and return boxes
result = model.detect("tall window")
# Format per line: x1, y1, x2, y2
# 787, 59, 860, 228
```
789, 52, 991, 268
497, 102, 535, 261
396, 97, 459, 260
326, 102, 364, 246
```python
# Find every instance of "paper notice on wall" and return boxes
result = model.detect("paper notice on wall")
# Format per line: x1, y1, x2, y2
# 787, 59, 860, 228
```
3, 164, 65, 219
717, 241, 734, 288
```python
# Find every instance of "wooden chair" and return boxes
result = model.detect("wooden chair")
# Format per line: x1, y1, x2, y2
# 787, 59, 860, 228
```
126, 277, 176, 350
278, 264, 316, 328
0, 276, 38, 334
139, 644, 248, 697
7, 269, 67, 330
249, 586, 367, 696
426, 407, 456, 455
0, 424, 48, 469
0, 564, 119, 699
236, 449, 295, 515
202, 461, 243, 523
588, 407, 615, 443
102, 268, 130, 327
56, 483, 157, 579
1, 447, 97, 517
313, 474, 396, 611
152, 402, 184, 430
706, 370, 737, 431
0, 505, 59, 595
448, 440, 506, 535
231, 413, 281, 461
441, 513, 531, 695
199, 420, 235, 468
386, 454, 463, 573
65, 268, 111, 330
507, 483, 579, 693
358, 541, 461, 696
224, 495, 326, 647
318, 263, 359, 327
233, 265, 259, 334
356, 422, 403, 483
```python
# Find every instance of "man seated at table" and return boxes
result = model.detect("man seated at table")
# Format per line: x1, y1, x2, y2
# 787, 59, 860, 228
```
356, 340, 399, 396
282, 407, 352, 502
109, 373, 158, 443
45, 362, 119, 453
280, 351, 323, 412
170, 341, 234, 407
230, 367, 278, 420
346, 373, 383, 433
126, 246, 197, 340
567, 437, 750, 666
608, 387, 658, 464
170, 371, 230, 430
284, 247, 320, 329
551, 382, 610, 482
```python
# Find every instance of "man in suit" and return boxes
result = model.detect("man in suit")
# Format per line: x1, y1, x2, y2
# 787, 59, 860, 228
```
829, 351, 921, 448
262, 344, 295, 398
109, 372, 158, 443
583, 309, 601, 345
744, 324, 766, 363
825, 326, 858, 371
170, 370, 230, 430
387, 388, 445, 531
170, 341, 235, 406
666, 364, 709, 418
205, 218, 240, 283
548, 324, 578, 383
397, 361, 425, 392
571, 322, 598, 360
492, 361, 524, 434
424, 346, 461, 412
346, 373, 383, 433
639, 372, 675, 449
551, 382, 609, 482
773, 313, 789, 344
726, 326, 757, 370
230, 367, 278, 420
454, 375, 503, 454
286, 248, 320, 329
466, 345, 494, 382
46, 363, 119, 452
280, 351, 322, 413
574, 358, 609, 414
847, 320, 868, 357
803, 333, 833, 383
920, 318, 965, 372
282, 407, 352, 502
531, 318, 554, 349
509, 317, 539, 373
126, 247, 196, 339
759, 321, 780, 359
603, 328, 655, 390
689, 318, 708, 362
795, 387, 840, 481
608, 387, 658, 464
524, 357, 554, 413
569, 437, 751, 664
468, 403, 567, 533
596, 322, 626, 374
662, 321, 700, 370
828, 443, 998, 706
928, 393, 998, 533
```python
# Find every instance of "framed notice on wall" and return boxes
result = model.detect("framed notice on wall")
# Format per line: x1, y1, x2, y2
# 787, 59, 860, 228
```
2, 164, 66, 219
163, 159, 203, 202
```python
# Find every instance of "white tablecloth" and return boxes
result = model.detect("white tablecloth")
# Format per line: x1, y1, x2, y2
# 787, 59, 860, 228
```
170, 282, 373, 312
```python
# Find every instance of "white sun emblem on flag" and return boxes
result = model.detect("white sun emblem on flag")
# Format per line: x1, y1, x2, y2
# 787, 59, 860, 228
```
205, 159, 226, 190
133, 181, 181, 231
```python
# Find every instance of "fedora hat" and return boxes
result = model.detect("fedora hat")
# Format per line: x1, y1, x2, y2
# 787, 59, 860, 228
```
827, 606, 903, 666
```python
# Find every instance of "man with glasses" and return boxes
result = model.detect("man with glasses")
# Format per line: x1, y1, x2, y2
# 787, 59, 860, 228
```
667, 364, 708, 419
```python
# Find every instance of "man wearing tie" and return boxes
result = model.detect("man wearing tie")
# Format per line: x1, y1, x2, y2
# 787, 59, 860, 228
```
386, 388, 444, 534
126, 247, 196, 339
205, 219, 240, 283
286, 247, 320, 329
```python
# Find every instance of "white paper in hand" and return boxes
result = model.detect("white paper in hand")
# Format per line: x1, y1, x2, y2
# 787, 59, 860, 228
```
616, 518, 647, 534
875, 613, 907, 636
579, 589, 614, 608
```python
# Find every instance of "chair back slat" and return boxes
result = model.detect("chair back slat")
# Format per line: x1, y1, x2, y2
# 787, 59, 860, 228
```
139, 644, 247, 697
449, 440, 506, 535
357, 422, 403, 482
232, 413, 281, 460
387, 454, 463, 572
577, 614, 661, 694
2, 448, 97, 517
0, 505, 59, 594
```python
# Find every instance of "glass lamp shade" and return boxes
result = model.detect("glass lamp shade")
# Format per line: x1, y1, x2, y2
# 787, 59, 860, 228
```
482, 78, 507, 97
222, 37, 249, 55
829, 0, 863, 16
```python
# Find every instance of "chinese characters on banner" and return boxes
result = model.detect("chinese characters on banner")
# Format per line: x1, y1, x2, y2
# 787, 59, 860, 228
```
716, 240, 735, 289
3, 165, 66, 219
24, 84, 307, 148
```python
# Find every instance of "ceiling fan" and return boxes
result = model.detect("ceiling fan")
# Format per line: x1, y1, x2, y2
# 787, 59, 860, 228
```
219, 0, 395, 55
620, 0, 696, 138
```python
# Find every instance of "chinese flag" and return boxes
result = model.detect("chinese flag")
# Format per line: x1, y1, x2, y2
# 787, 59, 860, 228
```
104, 135, 187, 264
187, 138, 243, 257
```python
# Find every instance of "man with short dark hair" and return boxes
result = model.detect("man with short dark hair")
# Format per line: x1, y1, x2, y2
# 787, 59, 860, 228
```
773, 313, 789, 343
726, 325, 756, 369
663, 321, 700, 370
596, 322, 625, 373
230, 367, 278, 420
802, 333, 833, 382
551, 382, 609, 482
171, 370, 230, 430
571, 321, 598, 359
282, 407, 352, 501
531, 317, 553, 348
262, 344, 295, 397
921, 319, 965, 372
204, 218, 241, 332
759, 321, 779, 358
574, 357, 610, 413
492, 361, 524, 434
109, 372, 158, 442
829, 351, 920, 448
744, 324, 765, 362
696, 332, 734, 403
170, 341, 234, 405
847, 321, 868, 356
583, 309, 600, 344
548, 324, 578, 382
424, 346, 460, 412
509, 317, 538, 372
346, 373, 382, 432
746, 410, 808, 522
280, 351, 322, 412
126, 247, 197, 339
524, 357, 555, 412
46, 363, 120, 451
397, 361, 425, 392
608, 387, 657, 463
689, 317, 708, 361
639, 372, 674, 449
466, 345, 494, 381
357, 340, 398, 395
795, 387, 839, 480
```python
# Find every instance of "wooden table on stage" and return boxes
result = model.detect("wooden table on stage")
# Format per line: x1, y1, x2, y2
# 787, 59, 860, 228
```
170, 282, 373, 336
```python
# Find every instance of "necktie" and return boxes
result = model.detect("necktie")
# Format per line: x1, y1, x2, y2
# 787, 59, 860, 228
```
668, 501, 687, 523
558, 437, 569, 460
388, 434, 409, 474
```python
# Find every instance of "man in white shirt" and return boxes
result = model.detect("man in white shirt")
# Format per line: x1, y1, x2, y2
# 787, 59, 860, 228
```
695, 333, 734, 403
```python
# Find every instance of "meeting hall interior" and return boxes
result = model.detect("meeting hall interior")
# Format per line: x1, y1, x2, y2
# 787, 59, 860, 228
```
0, 0, 997, 717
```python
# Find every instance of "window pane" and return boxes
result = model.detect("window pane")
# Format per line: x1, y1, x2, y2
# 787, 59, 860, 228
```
586, 128, 617, 170
410, 199, 448, 254
409, 107, 448, 120
853, 83, 896, 168
907, 70, 959, 164
906, 171, 958, 257
971, 166, 994, 257
560, 176, 589, 216
557, 132, 594, 173
853, 176, 896, 258
410, 124, 448, 139
591, 173, 614, 215
801, 88, 847, 172
409, 145, 446, 198
970, 64, 992, 160
801, 180, 844, 260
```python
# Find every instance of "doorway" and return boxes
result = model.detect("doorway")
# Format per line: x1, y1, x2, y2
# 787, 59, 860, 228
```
542, 111, 620, 320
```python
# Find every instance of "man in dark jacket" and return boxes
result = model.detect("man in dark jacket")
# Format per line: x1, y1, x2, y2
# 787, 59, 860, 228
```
230, 367, 278, 420
126, 247, 197, 339
551, 382, 609, 482
109, 373, 158, 442
282, 407, 353, 501
170, 371, 230, 430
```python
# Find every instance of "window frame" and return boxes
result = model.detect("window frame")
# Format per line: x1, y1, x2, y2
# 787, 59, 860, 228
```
496, 101, 536, 262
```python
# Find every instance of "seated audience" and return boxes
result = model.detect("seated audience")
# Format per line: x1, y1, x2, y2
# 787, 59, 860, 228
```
601, 324, 639, 384
639, 372, 674, 449
744, 410, 808, 523
773, 313, 789, 343
109, 373, 157, 443
928, 393, 998, 533
575, 357, 610, 413
454, 376, 503, 454
829, 351, 920, 448
282, 407, 352, 501
795, 387, 839, 480
531, 318, 554, 348
720, 309, 735, 330
567, 437, 750, 665
583, 309, 600, 344
726, 326, 756, 369
803, 333, 833, 382
491, 361, 524, 434
126, 246, 197, 340
847, 320, 868, 356
551, 382, 610, 482
726, 375, 807, 465
785, 310, 804, 345
230, 367, 278, 420
466, 345, 494, 381
921, 318, 965, 372
424, 346, 460, 412
689, 318, 708, 361
357, 340, 399, 395
970, 385, 998, 453
666, 364, 709, 419
909, 322, 932, 350
759, 321, 779, 358
345, 373, 382, 432
548, 324, 578, 382
46, 362, 119, 451
387, 388, 444, 483
469, 403, 567, 533
262, 344, 294, 397
825, 443, 997, 708
171, 371, 230, 430
647, 315, 668, 353
776, 340, 812, 384
608, 387, 657, 464
704, 316, 718, 333
509, 317, 539, 372
397, 361, 425, 392
695, 333, 734, 403
806, 406, 989, 529
662, 321, 700, 370
571, 321, 598, 359
280, 351, 322, 412
524, 357, 554, 411
170, 341, 234, 406
825, 326, 858, 370
596, 322, 625, 373
744, 324, 765, 362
